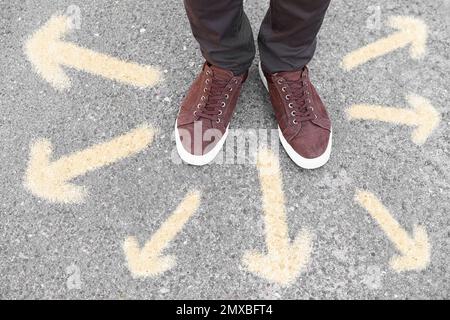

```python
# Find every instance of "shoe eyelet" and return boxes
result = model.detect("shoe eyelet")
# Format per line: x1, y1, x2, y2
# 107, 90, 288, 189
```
282, 87, 287, 92
288, 103, 294, 108
224, 94, 229, 100
277, 79, 283, 84
291, 111, 296, 116
193, 111, 198, 116
206, 71, 211, 76
310, 106, 314, 111
216, 118, 221, 123
205, 79, 210, 84
203, 88, 207, 93
293, 119, 298, 125
229, 88, 233, 92
218, 110, 223, 115
285, 95, 290, 100
221, 102, 226, 108
201, 96, 205, 101
233, 79, 238, 84
197, 104, 202, 109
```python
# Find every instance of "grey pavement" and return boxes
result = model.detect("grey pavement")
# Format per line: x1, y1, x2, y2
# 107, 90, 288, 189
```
0, 0, 449, 299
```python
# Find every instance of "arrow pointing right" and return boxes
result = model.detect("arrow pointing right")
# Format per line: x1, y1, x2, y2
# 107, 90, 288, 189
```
355, 190, 430, 272
346, 94, 440, 145
342, 16, 428, 71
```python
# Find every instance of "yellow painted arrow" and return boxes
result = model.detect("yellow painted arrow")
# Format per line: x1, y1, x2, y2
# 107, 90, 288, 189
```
25, 15, 161, 90
24, 124, 155, 204
355, 190, 430, 272
342, 16, 427, 71
243, 148, 312, 286
347, 94, 440, 145
123, 191, 201, 278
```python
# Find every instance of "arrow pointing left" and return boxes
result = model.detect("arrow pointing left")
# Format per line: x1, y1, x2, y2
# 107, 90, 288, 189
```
25, 15, 162, 90
24, 124, 156, 203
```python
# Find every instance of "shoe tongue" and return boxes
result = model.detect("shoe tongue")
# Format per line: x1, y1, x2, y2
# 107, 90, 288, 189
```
278, 70, 302, 81
209, 64, 234, 80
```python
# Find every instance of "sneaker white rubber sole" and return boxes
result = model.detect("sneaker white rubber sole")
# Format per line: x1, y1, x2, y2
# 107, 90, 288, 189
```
174, 121, 229, 166
258, 62, 332, 169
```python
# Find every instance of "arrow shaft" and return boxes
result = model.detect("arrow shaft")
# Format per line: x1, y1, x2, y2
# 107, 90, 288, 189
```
142, 191, 200, 255
51, 126, 153, 180
343, 31, 411, 70
52, 41, 160, 87
355, 191, 414, 253
257, 150, 290, 253
347, 105, 419, 126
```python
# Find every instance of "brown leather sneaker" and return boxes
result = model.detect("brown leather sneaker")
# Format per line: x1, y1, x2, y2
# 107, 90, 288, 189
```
259, 62, 332, 169
175, 62, 247, 165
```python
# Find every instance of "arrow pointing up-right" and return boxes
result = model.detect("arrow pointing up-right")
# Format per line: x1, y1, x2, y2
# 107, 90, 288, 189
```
342, 16, 428, 71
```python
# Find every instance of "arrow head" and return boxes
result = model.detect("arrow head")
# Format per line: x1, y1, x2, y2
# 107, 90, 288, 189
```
388, 16, 428, 59
407, 94, 440, 145
25, 15, 71, 90
24, 139, 87, 203
390, 225, 430, 272
123, 237, 176, 278
242, 229, 312, 287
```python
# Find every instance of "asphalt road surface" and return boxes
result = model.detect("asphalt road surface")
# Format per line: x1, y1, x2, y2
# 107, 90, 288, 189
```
0, 0, 449, 299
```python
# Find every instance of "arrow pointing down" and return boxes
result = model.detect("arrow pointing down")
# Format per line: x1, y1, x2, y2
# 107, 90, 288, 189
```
243, 148, 312, 286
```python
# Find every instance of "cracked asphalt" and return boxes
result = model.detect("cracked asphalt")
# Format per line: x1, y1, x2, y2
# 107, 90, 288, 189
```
0, 0, 449, 299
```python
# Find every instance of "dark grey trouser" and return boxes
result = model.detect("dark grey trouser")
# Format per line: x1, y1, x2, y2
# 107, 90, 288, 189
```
184, 0, 331, 75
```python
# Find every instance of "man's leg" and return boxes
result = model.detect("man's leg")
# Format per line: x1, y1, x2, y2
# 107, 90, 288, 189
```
176, 1, 252, 165
258, 0, 331, 73
258, 0, 332, 169
184, 0, 255, 75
